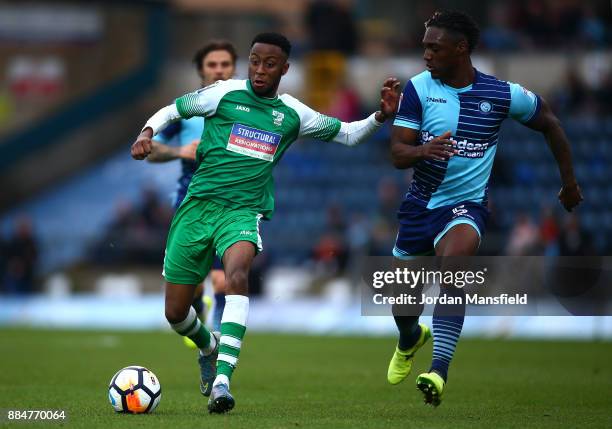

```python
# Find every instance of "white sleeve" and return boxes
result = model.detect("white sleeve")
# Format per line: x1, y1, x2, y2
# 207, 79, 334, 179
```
175, 79, 247, 119
279, 94, 383, 145
142, 105, 181, 136
332, 113, 384, 146
142, 79, 246, 136
280, 94, 342, 141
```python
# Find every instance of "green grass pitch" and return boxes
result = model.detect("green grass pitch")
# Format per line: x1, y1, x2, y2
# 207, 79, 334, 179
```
0, 328, 611, 428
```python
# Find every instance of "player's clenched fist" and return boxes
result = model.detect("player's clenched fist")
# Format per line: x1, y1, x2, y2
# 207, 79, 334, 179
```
418, 130, 456, 161
558, 182, 583, 212
131, 128, 153, 160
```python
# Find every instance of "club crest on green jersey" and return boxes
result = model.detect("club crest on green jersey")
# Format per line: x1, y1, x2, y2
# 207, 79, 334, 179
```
272, 110, 284, 126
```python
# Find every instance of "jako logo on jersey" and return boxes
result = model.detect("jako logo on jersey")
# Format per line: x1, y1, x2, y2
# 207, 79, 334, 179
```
272, 110, 284, 126
421, 130, 489, 159
426, 96, 447, 104
226, 123, 282, 162
236, 105, 250, 112
478, 100, 492, 114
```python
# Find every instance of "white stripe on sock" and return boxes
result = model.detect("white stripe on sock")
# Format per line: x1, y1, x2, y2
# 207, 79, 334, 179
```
220, 335, 241, 349
170, 307, 197, 333
221, 335, 242, 349
185, 318, 201, 337
217, 353, 238, 366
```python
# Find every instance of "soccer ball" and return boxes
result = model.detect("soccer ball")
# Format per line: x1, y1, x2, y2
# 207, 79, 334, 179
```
108, 366, 161, 413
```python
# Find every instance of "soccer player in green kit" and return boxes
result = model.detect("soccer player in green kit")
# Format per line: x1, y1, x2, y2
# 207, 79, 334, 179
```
131, 32, 400, 413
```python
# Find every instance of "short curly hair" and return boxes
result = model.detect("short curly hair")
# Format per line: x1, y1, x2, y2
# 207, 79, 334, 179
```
251, 32, 292, 57
425, 10, 480, 53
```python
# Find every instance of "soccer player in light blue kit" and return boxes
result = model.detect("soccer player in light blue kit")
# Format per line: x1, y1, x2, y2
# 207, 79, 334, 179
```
147, 41, 237, 346
387, 10, 583, 406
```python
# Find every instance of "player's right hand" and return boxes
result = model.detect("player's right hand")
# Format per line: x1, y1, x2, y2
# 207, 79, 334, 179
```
418, 131, 456, 161
131, 134, 153, 160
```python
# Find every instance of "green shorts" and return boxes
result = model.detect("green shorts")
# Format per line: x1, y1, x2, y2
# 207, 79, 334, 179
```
163, 197, 263, 285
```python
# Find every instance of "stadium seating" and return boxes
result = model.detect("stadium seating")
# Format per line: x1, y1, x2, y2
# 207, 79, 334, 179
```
1, 115, 610, 275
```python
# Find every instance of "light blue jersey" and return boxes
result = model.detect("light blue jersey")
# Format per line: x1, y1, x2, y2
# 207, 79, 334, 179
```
154, 117, 205, 207
394, 69, 540, 209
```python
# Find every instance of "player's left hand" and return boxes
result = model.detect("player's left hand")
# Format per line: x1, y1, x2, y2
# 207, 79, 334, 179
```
558, 182, 583, 212
376, 77, 401, 122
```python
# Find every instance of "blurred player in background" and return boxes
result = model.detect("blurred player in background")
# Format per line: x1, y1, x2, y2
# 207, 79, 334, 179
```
387, 10, 582, 406
132, 32, 400, 413
147, 41, 237, 342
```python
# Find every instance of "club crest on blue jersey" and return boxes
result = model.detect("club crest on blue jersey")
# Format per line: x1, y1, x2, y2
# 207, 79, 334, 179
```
226, 123, 282, 162
478, 100, 493, 114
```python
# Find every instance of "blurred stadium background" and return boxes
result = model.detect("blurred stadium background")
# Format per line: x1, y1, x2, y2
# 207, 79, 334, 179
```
0, 0, 611, 338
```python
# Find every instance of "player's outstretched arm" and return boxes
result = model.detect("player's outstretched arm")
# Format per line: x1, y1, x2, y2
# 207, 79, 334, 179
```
133, 80, 242, 160
332, 78, 401, 146
525, 97, 583, 212
146, 140, 199, 163
390, 128, 456, 169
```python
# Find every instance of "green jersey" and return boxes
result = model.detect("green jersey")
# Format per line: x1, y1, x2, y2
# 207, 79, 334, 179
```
175, 79, 342, 219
